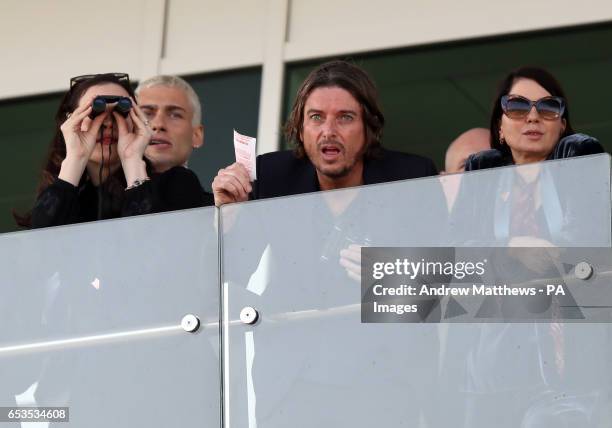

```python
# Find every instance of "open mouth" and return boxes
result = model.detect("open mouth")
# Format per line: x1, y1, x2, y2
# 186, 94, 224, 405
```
320, 145, 342, 160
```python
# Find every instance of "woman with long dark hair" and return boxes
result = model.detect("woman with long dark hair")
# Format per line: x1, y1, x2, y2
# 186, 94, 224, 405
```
466, 66, 602, 169
17, 72, 209, 228
446, 67, 609, 428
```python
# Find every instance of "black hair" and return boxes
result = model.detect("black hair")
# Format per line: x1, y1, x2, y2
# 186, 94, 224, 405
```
489, 66, 574, 159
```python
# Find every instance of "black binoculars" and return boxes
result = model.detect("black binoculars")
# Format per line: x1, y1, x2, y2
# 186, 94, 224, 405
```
89, 95, 132, 119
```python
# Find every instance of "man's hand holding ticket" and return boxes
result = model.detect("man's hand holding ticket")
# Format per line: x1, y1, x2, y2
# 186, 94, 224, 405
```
211, 130, 257, 207
233, 130, 257, 181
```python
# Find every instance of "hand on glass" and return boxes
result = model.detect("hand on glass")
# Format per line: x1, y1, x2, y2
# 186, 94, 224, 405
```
340, 243, 362, 283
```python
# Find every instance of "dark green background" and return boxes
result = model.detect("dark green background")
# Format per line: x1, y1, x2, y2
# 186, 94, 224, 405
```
284, 23, 612, 169
0, 68, 261, 233
2, 23, 611, 233
0, 95, 63, 232
184, 67, 261, 193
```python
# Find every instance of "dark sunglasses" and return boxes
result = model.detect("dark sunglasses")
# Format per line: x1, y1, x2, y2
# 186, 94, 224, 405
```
70, 73, 131, 89
501, 95, 565, 120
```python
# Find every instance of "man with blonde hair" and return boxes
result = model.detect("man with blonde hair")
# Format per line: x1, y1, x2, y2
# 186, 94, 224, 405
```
136, 75, 213, 207
136, 75, 204, 173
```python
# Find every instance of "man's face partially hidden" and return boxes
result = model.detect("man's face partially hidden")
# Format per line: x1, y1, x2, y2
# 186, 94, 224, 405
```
139, 85, 203, 173
300, 86, 367, 190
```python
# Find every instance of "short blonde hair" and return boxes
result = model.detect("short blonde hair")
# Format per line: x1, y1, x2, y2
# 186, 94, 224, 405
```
136, 75, 202, 126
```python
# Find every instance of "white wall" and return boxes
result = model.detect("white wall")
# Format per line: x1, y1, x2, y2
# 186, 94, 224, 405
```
285, 0, 612, 61
161, 0, 266, 75
2, 0, 611, 151
0, 0, 165, 99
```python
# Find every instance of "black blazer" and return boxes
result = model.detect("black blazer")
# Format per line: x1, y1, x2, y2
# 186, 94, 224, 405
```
251, 148, 438, 199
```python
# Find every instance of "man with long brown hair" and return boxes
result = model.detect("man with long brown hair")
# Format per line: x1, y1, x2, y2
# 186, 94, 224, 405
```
212, 60, 437, 205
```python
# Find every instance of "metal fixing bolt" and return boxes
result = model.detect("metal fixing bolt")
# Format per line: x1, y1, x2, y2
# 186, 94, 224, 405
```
181, 314, 201, 333
574, 262, 593, 280
240, 307, 259, 325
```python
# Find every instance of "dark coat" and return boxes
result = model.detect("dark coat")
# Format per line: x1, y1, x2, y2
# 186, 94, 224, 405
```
465, 133, 604, 171
224, 148, 444, 425
251, 148, 438, 199
31, 166, 213, 228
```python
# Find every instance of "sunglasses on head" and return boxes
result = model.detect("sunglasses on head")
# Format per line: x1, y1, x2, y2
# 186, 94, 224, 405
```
70, 73, 131, 90
501, 95, 565, 120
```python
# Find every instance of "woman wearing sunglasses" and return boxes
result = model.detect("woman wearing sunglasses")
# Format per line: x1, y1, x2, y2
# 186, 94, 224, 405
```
16, 73, 207, 228
444, 67, 608, 428
466, 66, 602, 170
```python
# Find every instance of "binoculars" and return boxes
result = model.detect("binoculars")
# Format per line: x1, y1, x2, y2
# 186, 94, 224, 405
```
89, 95, 132, 119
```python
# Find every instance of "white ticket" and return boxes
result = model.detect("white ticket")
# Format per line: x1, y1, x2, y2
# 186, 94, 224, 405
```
233, 129, 257, 181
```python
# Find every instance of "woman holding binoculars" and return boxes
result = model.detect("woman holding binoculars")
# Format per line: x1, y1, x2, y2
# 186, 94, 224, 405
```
16, 73, 204, 228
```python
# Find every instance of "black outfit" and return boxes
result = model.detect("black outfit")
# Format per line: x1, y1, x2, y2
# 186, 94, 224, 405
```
440, 133, 610, 428
31, 166, 213, 228
465, 133, 604, 172
454, 133, 606, 246
227, 147, 443, 300
225, 148, 446, 426
22, 167, 216, 426
250, 148, 438, 199
31, 206, 220, 427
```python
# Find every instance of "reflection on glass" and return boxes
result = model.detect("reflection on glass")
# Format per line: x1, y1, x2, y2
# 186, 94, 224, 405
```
443, 155, 611, 428
224, 175, 449, 426
224, 155, 611, 428
0, 209, 220, 428
1, 155, 610, 428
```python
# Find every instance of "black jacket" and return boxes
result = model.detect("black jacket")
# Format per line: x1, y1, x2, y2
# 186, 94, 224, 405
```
465, 133, 604, 171
251, 148, 438, 199
453, 133, 607, 246
31, 166, 213, 228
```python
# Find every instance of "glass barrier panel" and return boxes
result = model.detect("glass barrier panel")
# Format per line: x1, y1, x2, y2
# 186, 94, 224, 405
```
0, 208, 220, 427
222, 154, 611, 427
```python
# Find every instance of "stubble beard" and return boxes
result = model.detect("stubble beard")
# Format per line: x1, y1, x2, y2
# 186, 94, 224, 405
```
310, 142, 367, 180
